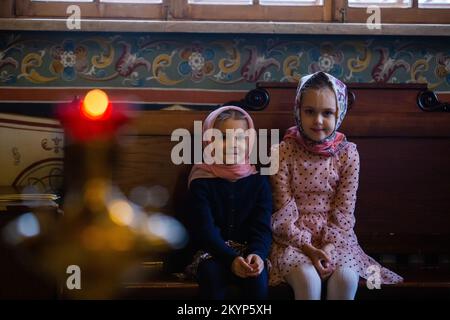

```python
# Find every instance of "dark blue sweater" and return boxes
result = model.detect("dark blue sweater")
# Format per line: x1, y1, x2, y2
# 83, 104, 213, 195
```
187, 174, 273, 269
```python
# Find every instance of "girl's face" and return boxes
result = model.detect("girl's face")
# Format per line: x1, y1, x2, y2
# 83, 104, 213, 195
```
214, 118, 249, 165
300, 87, 337, 142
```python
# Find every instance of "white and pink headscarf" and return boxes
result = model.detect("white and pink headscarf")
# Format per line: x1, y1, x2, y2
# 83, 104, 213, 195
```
284, 71, 349, 157
188, 105, 258, 187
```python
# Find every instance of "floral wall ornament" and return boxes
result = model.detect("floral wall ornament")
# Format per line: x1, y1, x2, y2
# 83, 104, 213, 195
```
50, 40, 89, 81
435, 52, 450, 86
371, 48, 410, 83
19, 51, 58, 84
0, 37, 21, 84
115, 42, 151, 78
12, 147, 21, 166
344, 41, 372, 81
0, 52, 18, 71
281, 54, 302, 83
41, 137, 62, 154
179, 45, 215, 82
409, 54, 432, 86
152, 52, 184, 86
1, 32, 450, 91
0, 113, 64, 193
308, 43, 344, 77
241, 46, 280, 82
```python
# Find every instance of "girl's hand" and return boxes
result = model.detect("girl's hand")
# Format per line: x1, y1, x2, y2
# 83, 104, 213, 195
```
245, 254, 264, 277
302, 244, 334, 280
322, 243, 335, 257
231, 256, 253, 278
311, 249, 334, 280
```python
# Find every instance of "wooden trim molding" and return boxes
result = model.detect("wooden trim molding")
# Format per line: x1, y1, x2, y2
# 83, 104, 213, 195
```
182, 3, 324, 22
1, 18, 450, 35
15, 0, 166, 19
0, 87, 248, 105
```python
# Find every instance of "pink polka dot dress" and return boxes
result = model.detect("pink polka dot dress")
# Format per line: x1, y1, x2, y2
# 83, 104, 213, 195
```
268, 139, 403, 286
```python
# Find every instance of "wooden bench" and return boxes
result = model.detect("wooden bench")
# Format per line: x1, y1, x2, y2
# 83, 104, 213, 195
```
115, 83, 450, 299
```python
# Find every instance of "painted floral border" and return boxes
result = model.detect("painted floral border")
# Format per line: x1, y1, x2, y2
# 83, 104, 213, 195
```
0, 32, 449, 91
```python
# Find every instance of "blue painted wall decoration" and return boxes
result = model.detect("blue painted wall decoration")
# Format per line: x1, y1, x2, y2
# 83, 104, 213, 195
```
0, 32, 449, 92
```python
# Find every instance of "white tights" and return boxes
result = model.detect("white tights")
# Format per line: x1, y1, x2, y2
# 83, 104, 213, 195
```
285, 264, 359, 300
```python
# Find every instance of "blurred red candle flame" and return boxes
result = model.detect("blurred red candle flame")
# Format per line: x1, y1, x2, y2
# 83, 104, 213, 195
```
57, 89, 129, 142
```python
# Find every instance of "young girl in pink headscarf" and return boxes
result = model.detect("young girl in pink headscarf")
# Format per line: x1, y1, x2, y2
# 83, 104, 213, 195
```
185, 106, 272, 300
269, 72, 403, 300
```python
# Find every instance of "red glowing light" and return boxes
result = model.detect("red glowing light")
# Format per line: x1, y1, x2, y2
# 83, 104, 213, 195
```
57, 89, 130, 142
82, 89, 110, 120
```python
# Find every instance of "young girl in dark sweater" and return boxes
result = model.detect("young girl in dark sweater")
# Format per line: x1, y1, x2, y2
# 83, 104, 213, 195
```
186, 105, 272, 300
